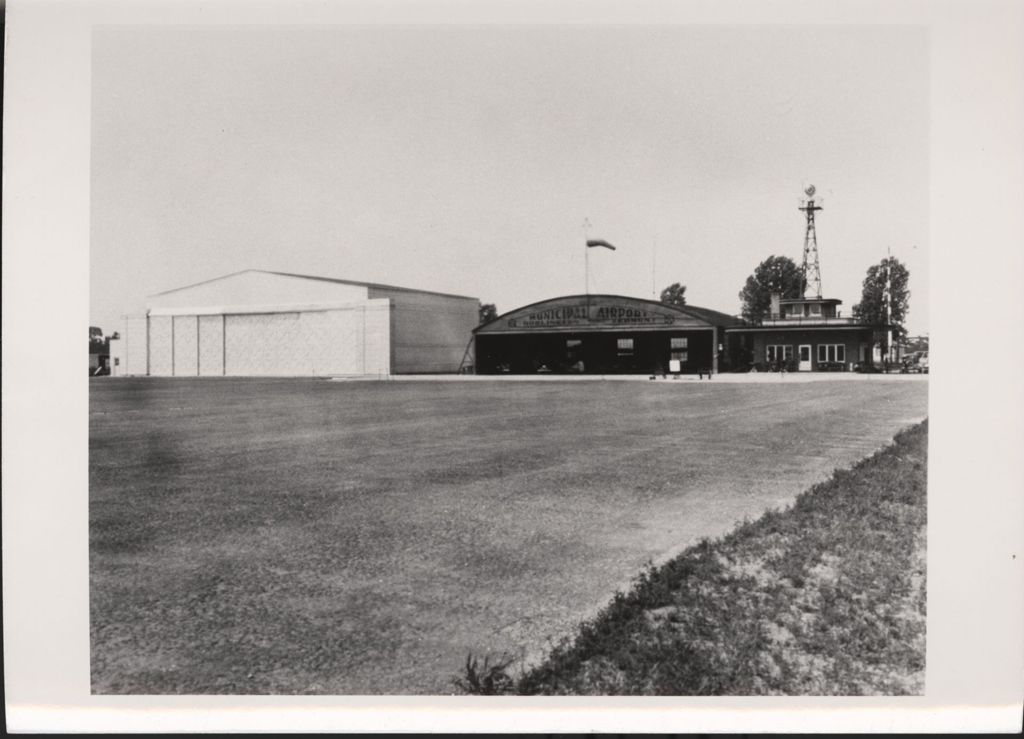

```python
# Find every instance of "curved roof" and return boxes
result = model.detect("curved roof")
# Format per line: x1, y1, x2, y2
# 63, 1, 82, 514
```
475, 294, 742, 334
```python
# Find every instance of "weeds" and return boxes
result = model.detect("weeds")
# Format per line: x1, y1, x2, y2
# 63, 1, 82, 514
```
463, 420, 928, 696
453, 652, 516, 695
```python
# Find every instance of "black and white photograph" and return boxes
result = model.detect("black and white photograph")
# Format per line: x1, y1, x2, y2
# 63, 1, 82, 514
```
4, 0, 1023, 733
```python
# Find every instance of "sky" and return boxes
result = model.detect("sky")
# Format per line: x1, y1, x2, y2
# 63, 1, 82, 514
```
91, 24, 929, 335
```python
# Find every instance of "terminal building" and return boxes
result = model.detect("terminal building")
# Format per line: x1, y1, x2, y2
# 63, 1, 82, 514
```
474, 294, 742, 375
724, 292, 883, 371
110, 270, 478, 377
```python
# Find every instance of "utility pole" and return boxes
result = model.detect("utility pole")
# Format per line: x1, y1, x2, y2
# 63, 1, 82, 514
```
885, 246, 893, 369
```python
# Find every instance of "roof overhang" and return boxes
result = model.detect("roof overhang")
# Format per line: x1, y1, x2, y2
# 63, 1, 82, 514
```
779, 297, 843, 304
725, 324, 883, 333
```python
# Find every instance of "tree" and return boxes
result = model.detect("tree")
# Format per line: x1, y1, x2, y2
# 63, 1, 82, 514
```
659, 283, 687, 307
479, 302, 498, 325
738, 255, 803, 321
89, 326, 105, 353
853, 257, 910, 344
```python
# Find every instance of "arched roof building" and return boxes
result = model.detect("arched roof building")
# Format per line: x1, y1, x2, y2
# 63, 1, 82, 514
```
474, 294, 743, 375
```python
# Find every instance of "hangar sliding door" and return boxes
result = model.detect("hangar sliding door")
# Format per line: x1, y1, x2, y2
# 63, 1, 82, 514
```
148, 316, 173, 376
222, 310, 372, 376
198, 315, 224, 376
172, 316, 199, 376
224, 313, 305, 376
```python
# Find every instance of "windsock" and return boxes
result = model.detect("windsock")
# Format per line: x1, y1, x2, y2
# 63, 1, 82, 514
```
585, 239, 617, 250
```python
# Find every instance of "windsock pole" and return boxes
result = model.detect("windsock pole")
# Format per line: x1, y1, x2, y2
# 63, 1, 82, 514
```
582, 218, 592, 296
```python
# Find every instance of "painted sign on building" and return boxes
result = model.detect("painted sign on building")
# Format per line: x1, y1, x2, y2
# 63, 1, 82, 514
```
478, 295, 712, 334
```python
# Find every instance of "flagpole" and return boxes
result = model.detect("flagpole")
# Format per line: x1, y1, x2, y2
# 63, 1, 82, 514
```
582, 218, 592, 296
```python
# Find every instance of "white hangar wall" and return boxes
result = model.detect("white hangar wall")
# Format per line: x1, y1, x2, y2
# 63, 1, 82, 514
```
118, 270, 476, 377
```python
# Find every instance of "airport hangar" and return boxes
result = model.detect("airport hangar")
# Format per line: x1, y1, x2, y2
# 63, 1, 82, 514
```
110, 270, 479, 377
109, 271, 884, 378
473, 294, 744, 375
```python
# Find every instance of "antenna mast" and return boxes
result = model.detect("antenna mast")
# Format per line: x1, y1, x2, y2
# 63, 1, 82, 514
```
798, 185, 823, 298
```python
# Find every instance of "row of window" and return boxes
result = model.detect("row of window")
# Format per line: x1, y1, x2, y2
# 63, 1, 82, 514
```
766, 344, 846, 363
613, 337, 689, 359
612, 337, 689, 349
818, 344, 846, 363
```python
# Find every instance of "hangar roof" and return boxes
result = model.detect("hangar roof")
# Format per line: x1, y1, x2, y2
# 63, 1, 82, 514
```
263, 271, 478, 301
149, 269, 477, 302
476, 294, 743, 335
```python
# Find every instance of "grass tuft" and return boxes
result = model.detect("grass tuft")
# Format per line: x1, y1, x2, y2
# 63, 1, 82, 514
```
452, 652, 517, 695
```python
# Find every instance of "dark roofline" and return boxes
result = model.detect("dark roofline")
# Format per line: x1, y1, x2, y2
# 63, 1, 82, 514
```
148, 269, 477, 302
474, 294, 743, 333
725, 322, 891, 332
778, 297, 843, 304
267, 271, 478, 301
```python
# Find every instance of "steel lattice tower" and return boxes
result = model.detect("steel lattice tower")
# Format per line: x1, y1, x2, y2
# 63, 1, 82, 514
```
798, 185, 823, 298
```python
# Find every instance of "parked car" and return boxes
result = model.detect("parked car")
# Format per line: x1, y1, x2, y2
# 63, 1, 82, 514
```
900, 350, 929, 373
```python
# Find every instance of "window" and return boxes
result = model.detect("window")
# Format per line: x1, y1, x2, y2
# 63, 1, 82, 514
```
817, 344, 846, 363
766, 345, 793, 362
670, 337, 688, 349
810, 303, 821, 315
566, 339, 582, 350
616, 338, 635, 357
671, 351, 688, 362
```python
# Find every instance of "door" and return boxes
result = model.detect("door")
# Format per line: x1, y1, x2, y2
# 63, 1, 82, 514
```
798, 344, 812, 371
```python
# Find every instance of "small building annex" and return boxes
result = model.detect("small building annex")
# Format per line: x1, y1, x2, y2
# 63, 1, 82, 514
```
724, 292, 886, 371
110, 270, 478, 377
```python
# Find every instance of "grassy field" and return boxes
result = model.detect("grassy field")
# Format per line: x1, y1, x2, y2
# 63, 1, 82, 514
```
469, 420, 927, 696
90, 377, 927, 694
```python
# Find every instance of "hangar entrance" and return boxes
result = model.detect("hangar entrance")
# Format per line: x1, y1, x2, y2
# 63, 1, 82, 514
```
476, 330, 714, 374
473, 295, 739, 375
